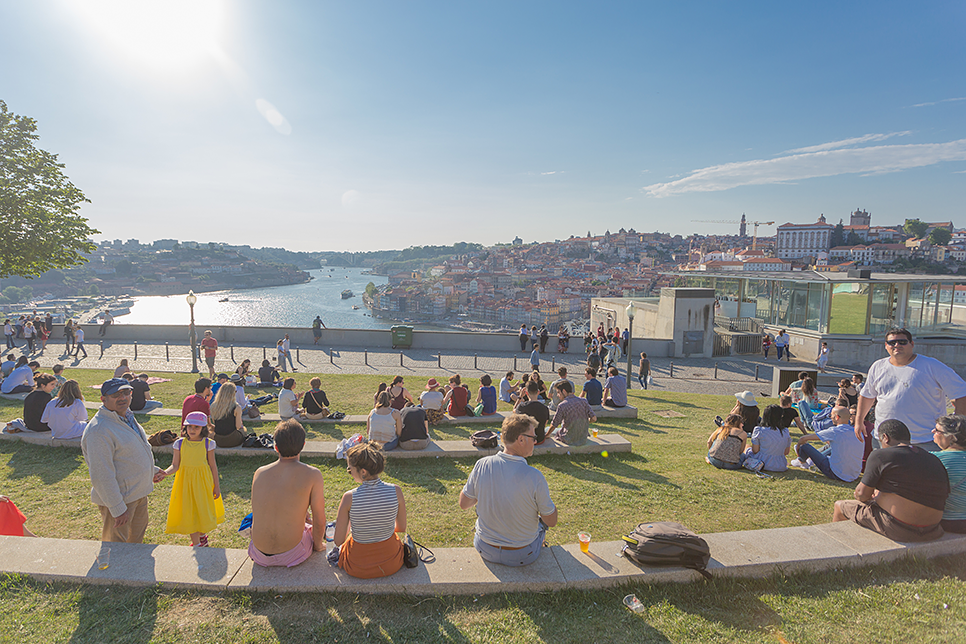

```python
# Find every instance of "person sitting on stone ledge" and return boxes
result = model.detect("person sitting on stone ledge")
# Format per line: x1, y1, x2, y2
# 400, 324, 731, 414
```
302, 377, 331, 420
0, 495, 37, 537
514, 380, 550, 444
602, 366, 627, 408
459, 413, 557, 567
547, 380, 596, 446
1, 357, 37, 395
442, 374, 469, 417
249, 420, 326, 567
278, 378, 303, 420
476, 374, 498, 416
499, 371, 518, 404
368, 390, 402, 450
833, 419, 949, 542
23, 373, 56, 432
933, 415, 966, 534
335, 441, 406, 578
419, 378, 445, 425
41, 379, 88, 440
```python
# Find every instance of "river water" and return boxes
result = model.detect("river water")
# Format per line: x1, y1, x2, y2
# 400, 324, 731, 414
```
119, 268, 396, 329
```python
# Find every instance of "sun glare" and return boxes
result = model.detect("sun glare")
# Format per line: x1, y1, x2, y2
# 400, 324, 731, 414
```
75, 0, 224, 70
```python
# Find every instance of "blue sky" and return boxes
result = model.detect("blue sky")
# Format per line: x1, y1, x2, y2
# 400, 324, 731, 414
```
3, 1, 965, 251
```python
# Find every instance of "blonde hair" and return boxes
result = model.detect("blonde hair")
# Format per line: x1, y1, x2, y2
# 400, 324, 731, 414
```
210, 381, 238, 420
56, 379, 83, 408
710, 413, 744, 444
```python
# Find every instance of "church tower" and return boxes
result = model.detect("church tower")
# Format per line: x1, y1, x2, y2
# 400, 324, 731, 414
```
739, 213, 747, 237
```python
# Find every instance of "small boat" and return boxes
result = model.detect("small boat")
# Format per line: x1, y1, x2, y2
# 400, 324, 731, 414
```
219, 297, 229, 302
341, 290, 353, 299
352, 305, 360, 310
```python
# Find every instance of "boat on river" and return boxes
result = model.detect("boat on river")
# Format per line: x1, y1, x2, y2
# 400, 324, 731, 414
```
341, 289, 353, 299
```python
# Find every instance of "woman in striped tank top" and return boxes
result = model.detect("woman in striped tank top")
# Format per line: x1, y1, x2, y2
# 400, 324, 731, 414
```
334, 441, 406, 578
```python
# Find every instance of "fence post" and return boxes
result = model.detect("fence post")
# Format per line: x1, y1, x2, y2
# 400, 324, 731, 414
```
165, 342, 169, 360
365, 349, 368, 366
514, 356, 518, 370
474, 354, 477, 369
330, 348, 334, 364
99, 341, 104, 358
755, 364, 759, 381
230, 345, 234, 361
437, 353, 441, 368
263, 346, 266, 360
133, 342, 137, 361
714, 362, 718, 379
670, 361, 674, 378
551, 356, 555, 371
297, 347, 300, 362
400, 351, 404, 367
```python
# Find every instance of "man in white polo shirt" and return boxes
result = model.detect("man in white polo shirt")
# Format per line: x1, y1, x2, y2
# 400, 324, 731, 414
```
856, 327, 966, 450
458, 414, 557, 566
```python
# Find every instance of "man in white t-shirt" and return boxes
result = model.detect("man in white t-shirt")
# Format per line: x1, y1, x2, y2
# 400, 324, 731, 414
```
856, 327, 966, 450
499, 371, 518, 403
459, 414, 557, 567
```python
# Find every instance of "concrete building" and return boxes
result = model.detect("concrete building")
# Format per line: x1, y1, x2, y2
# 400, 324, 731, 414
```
776, 215, 833, 260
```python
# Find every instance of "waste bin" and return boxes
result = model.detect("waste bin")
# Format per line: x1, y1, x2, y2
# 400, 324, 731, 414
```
391, 325, 413, 349
771, 367, 817, 399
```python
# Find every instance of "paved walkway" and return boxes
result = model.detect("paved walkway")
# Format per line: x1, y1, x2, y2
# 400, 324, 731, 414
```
11, 340, 856, 397
3, 523, 963, 595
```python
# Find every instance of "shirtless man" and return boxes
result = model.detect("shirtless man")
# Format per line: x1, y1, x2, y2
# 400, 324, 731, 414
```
248, 419, 327, 567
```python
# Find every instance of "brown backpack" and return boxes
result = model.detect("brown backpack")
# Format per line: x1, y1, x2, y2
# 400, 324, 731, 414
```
147, 429, 177, 446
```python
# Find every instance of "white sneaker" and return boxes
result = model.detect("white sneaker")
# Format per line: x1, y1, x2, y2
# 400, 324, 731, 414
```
790, 458, 805, 468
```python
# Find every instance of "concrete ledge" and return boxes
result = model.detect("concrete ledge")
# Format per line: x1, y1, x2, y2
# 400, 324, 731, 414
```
0, 430, 631, 459
3, 523, 963, 595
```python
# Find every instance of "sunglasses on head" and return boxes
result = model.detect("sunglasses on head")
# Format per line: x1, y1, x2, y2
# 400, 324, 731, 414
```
885, 339, 910, 346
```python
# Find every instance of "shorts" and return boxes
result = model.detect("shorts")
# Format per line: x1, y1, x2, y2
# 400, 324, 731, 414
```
205, 356, 215, 368
838, 500, 943, 542
248, 523, 314, 567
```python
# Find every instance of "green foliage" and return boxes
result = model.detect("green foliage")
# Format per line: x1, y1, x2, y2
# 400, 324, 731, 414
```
365, 281, 377, 297
0, 285, 32, 304
829, 222, 845, 248
0, 101, 99, 278
85, 284, 99, 296
928, 227, 952, 246
846, 230, 863, 246
904, 218, 928, 239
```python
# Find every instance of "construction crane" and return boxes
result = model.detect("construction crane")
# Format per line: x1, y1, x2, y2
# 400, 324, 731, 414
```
691, 218, 775, 250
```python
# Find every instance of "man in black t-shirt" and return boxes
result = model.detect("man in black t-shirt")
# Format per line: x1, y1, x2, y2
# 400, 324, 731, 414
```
399, 406, 429, 450
833, 419, 949, 542
128, 374, 162, 412
515, 381, 550, 444
778, 396, 805, 433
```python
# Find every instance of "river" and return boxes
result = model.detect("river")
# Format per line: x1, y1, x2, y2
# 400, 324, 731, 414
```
119, 268, 400, 329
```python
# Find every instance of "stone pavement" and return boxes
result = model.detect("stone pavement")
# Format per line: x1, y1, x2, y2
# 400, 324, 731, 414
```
2, 522, 963, 595
13, 340, 858, 398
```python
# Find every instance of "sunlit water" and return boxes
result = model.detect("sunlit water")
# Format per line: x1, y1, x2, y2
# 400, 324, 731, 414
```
119, 268, 395, 329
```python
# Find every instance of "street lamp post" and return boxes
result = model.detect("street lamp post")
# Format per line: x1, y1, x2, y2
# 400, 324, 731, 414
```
625, 301, 636, 388
187, 290, 199, 374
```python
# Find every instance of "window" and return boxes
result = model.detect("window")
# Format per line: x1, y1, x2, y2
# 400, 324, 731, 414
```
829, 283, 869, 334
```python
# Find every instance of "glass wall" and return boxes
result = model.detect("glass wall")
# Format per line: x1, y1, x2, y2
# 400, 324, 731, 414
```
869, 283, 894, 337
906, 282, 925, 329
829, 283, 869, 334
938, 284, 955, 327
807, 283, 826, 332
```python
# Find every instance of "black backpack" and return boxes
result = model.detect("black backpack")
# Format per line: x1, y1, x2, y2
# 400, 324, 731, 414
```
470, 430, 499, 449
621, 521, 712, 579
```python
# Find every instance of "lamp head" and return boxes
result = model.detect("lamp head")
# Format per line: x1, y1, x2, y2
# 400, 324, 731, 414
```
625, 301, 636, 319
186, 290, 197, 306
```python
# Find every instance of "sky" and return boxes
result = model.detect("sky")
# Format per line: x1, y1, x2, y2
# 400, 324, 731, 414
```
2, 1, 965, 251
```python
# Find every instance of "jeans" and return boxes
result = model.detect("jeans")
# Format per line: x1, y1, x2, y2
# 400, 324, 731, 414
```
638, 374, 648, 390
776, 346, 785, 360
5, 334, 14, 349
796, 443, 843, 481
707, 453, 742, 470
913, 440, 941, 452
134, 400, 164, 412
474, 520, 547, 567
74, 342, 87, 357
25, 337, 34, 353
382, 437, 399, 451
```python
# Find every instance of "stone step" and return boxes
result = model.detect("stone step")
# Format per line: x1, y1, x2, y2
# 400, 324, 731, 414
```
0, 430, 631, 459
2, 522, 963, 595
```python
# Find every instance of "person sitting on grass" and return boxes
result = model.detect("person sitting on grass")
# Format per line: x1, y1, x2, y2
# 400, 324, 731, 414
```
0, 495, 37, 536
40, 379, 88, 440
113, 359, 131, 379
602, 366, 627, 408
278, 378, 302, 420
731, 391, 761, 432
778, 395, 807, 434
419, 378, 445, 425
51, 364, 67, 397
499, 371, 518, 404
932, 415, 966, 534
740, 404, 789, 473
249, 420, 326, 567
833, 419, 949, 542
1, 357, 37, 395
335, 441, 406, 578
257, 360, 282, 387
791, 406, 864, 482
706, 413, 747, 470
368, 391, 402, 450
210, 382, 246, 448
301, 377, 330, 420
130, 373, 164, 412
476, 374, 498, 416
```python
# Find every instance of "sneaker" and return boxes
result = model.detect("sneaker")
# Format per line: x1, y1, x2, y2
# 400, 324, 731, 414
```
714, 416, 723, 427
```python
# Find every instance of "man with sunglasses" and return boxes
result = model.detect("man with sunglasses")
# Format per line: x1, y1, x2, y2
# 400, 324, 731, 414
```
856, 328, 966, 451
458, 414, 558, 566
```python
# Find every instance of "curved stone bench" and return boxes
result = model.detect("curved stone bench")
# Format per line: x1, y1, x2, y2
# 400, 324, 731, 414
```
2, 522, 963, 595
0, 430, 631, 459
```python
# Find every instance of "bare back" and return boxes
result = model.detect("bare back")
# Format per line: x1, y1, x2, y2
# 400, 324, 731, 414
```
251, 458, 325, 555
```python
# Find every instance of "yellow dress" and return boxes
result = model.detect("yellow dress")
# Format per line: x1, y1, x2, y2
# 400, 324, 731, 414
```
165, 437, 225, 535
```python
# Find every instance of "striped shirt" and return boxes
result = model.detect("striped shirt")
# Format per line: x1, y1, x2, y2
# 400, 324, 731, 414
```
349, 478, 398, 544
936, 449, 966, 520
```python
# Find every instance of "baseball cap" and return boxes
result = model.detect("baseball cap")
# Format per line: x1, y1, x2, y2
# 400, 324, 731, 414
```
100, 378, 134, 396
184, 411, 208, 427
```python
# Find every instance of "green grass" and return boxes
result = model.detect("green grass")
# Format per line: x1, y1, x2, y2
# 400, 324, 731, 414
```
1, 555, 964, 643
3, 371, 966, 641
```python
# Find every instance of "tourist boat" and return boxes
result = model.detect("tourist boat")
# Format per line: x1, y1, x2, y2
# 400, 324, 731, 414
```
352, 305, 360, 310
341, 289, 353, 299
219, 297, 229, 302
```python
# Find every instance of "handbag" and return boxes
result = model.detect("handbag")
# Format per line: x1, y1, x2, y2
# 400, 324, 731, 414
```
470, 430, 499, 449
402, 534, 434, 568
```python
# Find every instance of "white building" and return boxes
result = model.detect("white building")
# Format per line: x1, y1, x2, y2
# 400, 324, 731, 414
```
776, 215, 833, 260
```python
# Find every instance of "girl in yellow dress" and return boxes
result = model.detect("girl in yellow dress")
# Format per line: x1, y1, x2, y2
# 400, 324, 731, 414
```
164, 411, 224, 546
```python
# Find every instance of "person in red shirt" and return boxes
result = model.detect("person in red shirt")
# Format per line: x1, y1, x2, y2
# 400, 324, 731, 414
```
0, 495, 36, 536
200, 330, 218, 379
182, 378, 212, 424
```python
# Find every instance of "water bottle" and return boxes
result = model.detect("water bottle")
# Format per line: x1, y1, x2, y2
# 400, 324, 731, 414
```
325, 521, 336, 553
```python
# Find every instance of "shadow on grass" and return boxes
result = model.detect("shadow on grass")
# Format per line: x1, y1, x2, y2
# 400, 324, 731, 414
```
540, 452, 677, 490
66, 583, 158, 644
1, 441, 85, 485
386, 457, 471, 495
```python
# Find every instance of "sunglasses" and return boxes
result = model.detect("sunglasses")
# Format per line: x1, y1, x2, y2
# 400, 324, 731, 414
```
885, 339, 910, 347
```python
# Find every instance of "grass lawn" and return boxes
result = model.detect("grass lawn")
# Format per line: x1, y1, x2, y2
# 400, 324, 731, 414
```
2, 368, 965, 642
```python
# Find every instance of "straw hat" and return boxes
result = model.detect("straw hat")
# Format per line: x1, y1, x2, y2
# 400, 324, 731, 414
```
734, 391, 757, 406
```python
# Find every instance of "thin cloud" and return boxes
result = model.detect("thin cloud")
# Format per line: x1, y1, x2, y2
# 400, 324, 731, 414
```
911, 97, 966, 108
783, 132, 910, 154
643, 139, 966, 198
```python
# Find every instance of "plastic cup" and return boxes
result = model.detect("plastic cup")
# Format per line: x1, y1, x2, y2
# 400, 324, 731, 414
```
591, 427, 599, 438
96, 547, 110, 570
578, 532, 591, 553
623, 594, 644, 613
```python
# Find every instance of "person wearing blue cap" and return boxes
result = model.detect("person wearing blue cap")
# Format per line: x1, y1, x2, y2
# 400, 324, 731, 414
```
81, 378, 167, 543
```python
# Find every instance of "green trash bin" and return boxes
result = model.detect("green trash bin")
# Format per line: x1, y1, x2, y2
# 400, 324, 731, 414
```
391, 325, 413, 349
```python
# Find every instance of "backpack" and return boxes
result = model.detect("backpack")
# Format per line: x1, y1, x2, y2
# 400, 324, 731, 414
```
147, 429, 177, 446
470, 430, 499, 449
621, 521, 712, 580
